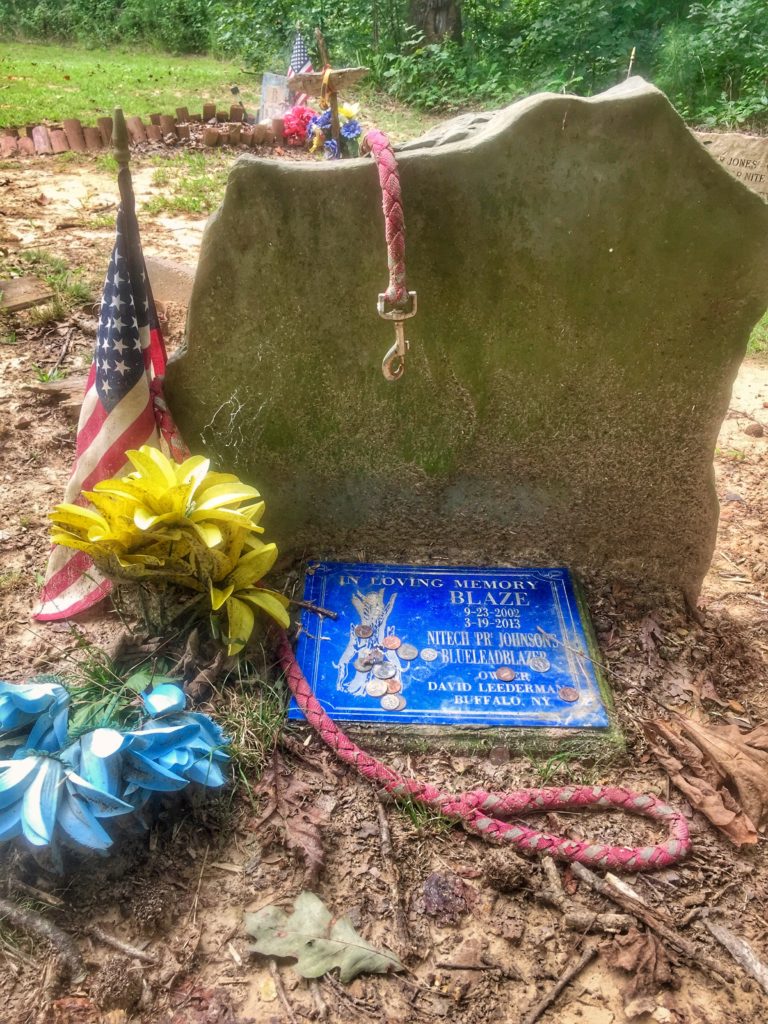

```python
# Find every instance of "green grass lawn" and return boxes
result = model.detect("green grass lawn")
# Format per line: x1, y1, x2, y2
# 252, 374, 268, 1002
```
0, 42, 245, 126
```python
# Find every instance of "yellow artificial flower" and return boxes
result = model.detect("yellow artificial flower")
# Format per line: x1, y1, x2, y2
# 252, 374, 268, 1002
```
210, 540, 290, 655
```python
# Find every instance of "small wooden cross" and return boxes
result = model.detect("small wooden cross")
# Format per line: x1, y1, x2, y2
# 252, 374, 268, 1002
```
290, 28, 368, 146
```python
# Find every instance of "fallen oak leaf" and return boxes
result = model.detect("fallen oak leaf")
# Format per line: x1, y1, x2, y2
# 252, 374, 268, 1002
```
604, 926, 676, 1002
245, 891, 403, 983
677, 716, 768, 831
644, 719, 758, 845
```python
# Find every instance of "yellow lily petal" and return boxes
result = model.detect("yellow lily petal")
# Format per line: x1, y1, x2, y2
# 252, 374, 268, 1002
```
192, 521, 223, 549
227, 542, 278, 591
210, 583, 234, 611
126, 446, 177, 489
193, 482, 261, 511
237, 588, 291, 628
50, 504, 110, 533
225, 596, 255, 656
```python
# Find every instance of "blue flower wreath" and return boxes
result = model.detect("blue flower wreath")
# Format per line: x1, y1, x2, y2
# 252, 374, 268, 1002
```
0, 679, 229, 853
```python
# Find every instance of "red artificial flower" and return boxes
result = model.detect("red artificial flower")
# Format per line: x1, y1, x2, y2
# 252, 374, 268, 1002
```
283, 105, 316, 146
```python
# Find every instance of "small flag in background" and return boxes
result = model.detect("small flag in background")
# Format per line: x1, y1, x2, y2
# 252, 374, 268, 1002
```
35, 207, 184, 621
287, 30, 313, 105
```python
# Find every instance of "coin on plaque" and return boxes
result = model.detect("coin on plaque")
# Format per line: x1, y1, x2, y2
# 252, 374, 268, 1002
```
355, 625, 373, 638
420, 647, 438, 662
529, 654, 551, 673
366, 678, 388, 698
373, 662, 397, 680
386, 678, 402, 694
368, 648, 385, 664
380, 693, 401, 711
354, 657, 373, 673
495, 667, 515, 681
558, 686, 579, 703
395, 696, 407, 711
398, 643, 418, 660
382, 635, 402, 650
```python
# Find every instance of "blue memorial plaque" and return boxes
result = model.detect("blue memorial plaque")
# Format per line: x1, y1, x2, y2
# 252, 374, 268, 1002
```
290, 563, 611, 730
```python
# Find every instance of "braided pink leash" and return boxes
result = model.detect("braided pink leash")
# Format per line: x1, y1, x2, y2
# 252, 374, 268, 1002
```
362, 128, 409, 308
276, 630, 690, 872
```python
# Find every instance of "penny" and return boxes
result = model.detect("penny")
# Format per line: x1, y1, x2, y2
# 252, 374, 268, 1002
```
382, 635, 402, 650
420, 647, 439, 662
354, 657, 373, 673
558, 686, 579, 703
373, 662, 397, 680
495, 667, 515, 681
355, 625, 373, 638
366, 678, 388, 698
386, 678, 402, 694
398, 643, 418, 660
395, 696, 407, 711
380, 693, 400, 711
529, 654, 551, 673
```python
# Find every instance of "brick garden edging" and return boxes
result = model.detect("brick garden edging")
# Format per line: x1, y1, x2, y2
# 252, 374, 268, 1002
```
0, 103, 288, 158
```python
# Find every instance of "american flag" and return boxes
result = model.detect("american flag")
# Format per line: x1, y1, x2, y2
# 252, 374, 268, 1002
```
287, 30, 312, 105
35, 206, 178, 621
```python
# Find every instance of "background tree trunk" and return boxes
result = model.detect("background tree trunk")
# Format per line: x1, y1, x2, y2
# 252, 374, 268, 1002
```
409, 0, 463, 44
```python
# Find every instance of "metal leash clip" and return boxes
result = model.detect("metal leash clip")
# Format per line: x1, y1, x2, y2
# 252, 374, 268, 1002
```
378, 291, 417, 382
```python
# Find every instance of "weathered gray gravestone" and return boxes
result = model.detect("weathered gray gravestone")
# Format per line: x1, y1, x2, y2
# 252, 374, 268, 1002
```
165, 77, 768, 604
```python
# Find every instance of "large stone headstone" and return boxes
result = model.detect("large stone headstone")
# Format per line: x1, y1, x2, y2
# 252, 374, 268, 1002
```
165, 78, 768, 603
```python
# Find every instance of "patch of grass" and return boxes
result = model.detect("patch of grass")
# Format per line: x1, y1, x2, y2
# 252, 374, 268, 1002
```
0, 571, 23, 591
216, 665, 288, 786
143, 151, 231, 216
3, 250, 94, 323
0, 42, 244, 128
32, 363, 67, 383
0, 330, 17, 345
85, 212, 116, 230
748, 311, 768, 357
396, 795, 452, 836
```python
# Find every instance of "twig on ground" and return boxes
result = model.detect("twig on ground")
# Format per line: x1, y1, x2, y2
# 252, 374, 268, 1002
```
704, 917, 768, 995
309, 979, 329, 1020
536, 857, 633, 934
268, 960, 298, 1024
323, 973, 381, 1019
522, 941, 598, 1024
570, 863, 733, 982
288, 598, 339, 620
9, 879, 64, 908
187, 844, 209, 926
375, 791, 393, 860
88, 924, 157, 965
0, 896, 85, 982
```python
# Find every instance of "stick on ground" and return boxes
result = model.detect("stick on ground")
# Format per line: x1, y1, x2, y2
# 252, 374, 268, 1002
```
522, 942, 598, 1024
571, 863, 733, 982
0, 896, 85, 982
704, 917, 768, 995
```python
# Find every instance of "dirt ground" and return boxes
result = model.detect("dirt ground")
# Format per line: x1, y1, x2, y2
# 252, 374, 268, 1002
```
1, 157, 767, 1024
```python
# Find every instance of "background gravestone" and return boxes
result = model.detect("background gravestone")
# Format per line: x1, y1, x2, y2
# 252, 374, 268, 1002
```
165, 78, 768, 604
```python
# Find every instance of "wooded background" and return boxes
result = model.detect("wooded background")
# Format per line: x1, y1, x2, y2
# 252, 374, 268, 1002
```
0, 0, 765, 128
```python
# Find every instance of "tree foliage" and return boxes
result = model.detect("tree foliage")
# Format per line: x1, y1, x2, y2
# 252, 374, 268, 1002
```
0, 0, 765, 127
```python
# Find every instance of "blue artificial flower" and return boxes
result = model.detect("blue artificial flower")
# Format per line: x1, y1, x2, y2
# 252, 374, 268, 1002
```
142, 683, 187, 718
341, 119, 361, 140
0, 678, 230, 854
0, 752, 132, 850
0, 679, 69, 733
305, 109, 333, 140
324, 139, 340, 160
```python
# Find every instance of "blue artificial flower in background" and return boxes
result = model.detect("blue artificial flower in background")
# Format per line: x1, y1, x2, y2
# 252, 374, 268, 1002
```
0, 679, 69, 756
0, 678, 230, 855
340, 119, 361, 140
324, 139, 340, 160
